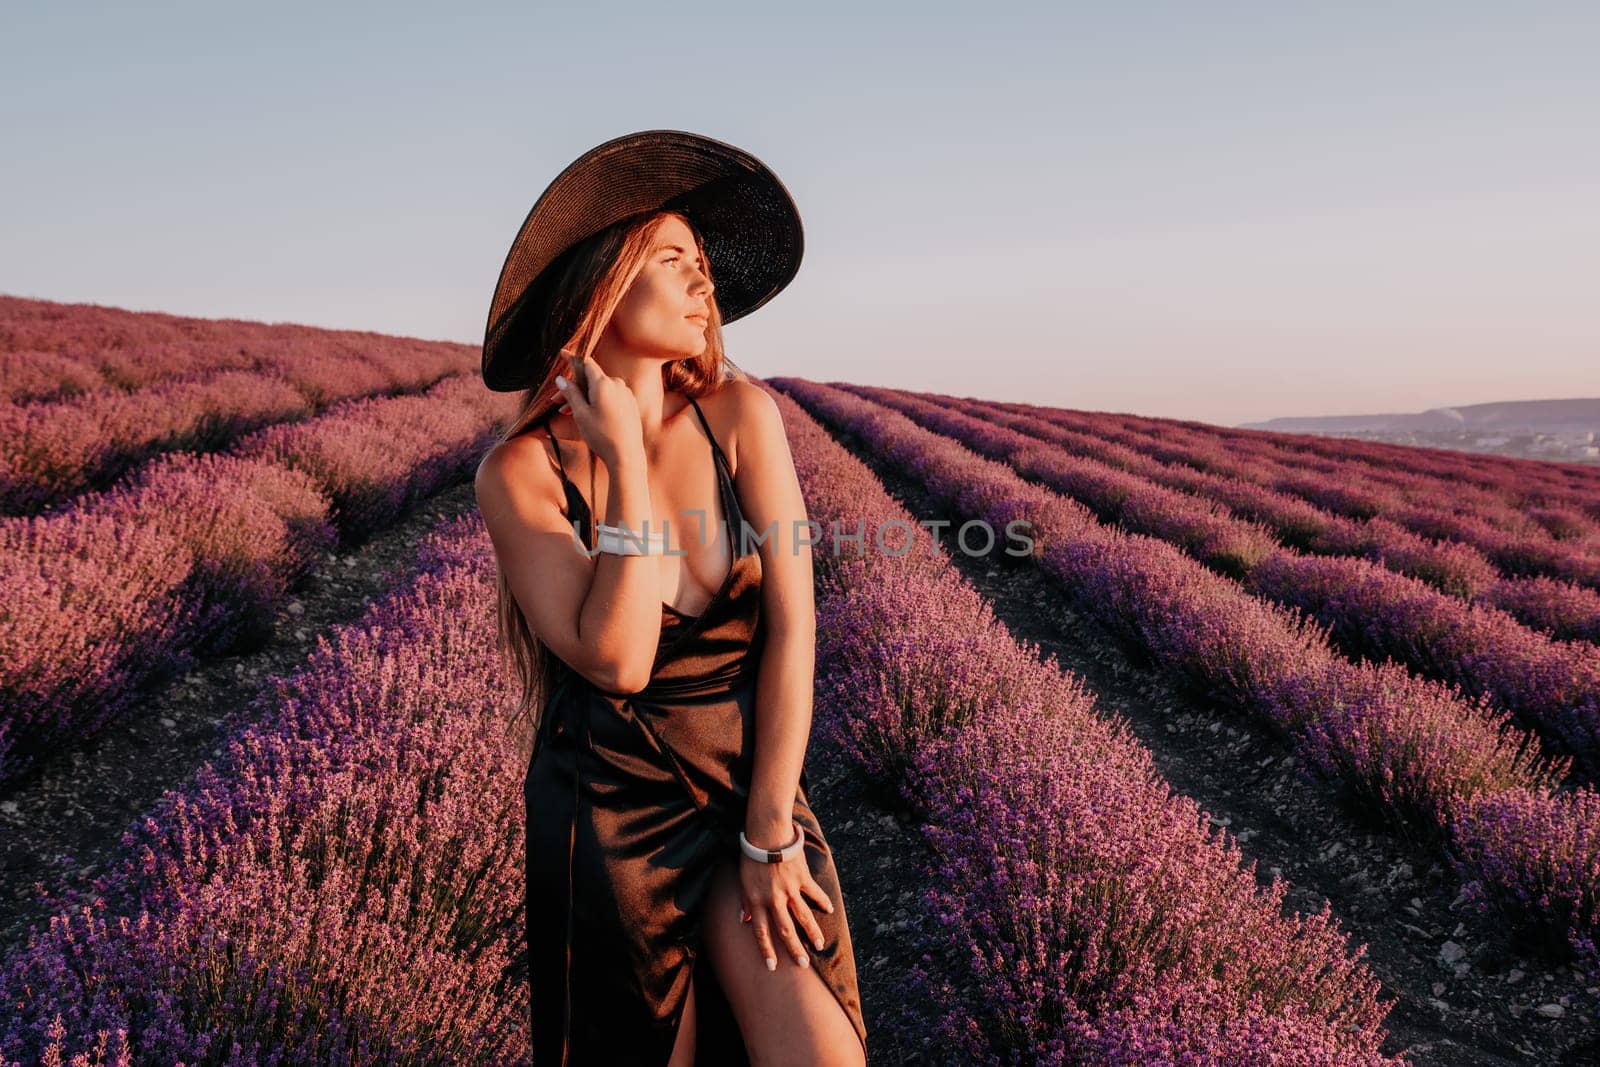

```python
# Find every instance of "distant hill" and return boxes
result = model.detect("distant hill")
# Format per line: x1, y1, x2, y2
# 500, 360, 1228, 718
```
1238, 397, 1600, 435
1237, 397, 1600, 464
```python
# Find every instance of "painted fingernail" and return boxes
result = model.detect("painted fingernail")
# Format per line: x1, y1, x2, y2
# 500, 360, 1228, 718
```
766, 957, 776, 972
799, 955, 810, 968
555, 375, 567, 388
814, 935, 825, 949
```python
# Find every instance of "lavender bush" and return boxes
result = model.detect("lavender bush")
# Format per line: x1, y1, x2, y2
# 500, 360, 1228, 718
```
0, 517, 528, 1064
0, 295, 480, 511
0, 374, 516, 785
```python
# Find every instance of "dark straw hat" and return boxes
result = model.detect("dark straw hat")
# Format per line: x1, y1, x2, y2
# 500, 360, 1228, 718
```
481, 129, 804, 392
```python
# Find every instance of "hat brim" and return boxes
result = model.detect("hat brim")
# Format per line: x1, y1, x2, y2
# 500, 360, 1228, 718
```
481, 130, 803, 392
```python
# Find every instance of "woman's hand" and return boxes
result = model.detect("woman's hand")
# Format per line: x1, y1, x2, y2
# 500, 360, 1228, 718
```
554, 349, 644, 469
738, 821, 836, 972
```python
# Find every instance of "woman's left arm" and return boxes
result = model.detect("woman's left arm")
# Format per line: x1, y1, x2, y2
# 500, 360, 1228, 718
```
726, 382, 837, 971
728, 381, 816, 847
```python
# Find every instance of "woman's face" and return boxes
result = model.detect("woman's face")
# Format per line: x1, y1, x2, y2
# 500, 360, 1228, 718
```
605, 214, 714, 361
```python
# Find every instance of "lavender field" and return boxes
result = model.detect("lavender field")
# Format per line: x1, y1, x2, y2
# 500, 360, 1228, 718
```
2, 301, 1597, 1064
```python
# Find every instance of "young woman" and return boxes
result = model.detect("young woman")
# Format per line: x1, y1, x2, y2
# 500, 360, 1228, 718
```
473, 131, 868, 1066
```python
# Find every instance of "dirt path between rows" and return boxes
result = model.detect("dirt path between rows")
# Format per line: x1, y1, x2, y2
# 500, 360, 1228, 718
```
805, 725, 976, 1065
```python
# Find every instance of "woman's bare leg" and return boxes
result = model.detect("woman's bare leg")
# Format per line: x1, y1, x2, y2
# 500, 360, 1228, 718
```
702, 856, 865, 1067
666, 972, 696, 1066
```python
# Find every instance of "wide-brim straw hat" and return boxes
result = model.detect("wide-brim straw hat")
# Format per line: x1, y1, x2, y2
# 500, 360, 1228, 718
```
481, 129, 804, 393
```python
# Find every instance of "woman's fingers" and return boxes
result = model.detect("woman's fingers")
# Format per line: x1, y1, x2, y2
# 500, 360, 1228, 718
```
571, 350, 601, 398
789, 893, 826, 953
750, 909, 777, 972
554, 373, 584, 413
804, 871, 835, 916
557, 350, 588, 402
769, 896, 810, 968
745, 891, 811, 970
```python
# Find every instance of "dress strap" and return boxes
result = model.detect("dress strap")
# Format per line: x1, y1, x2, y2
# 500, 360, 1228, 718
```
686, 395, 733, 477
540, 419, 594, 551
543, 421, 570, 480
686, 395, 745, 558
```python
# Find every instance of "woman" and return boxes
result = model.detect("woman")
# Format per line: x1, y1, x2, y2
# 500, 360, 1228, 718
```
473, 131, 869, 1066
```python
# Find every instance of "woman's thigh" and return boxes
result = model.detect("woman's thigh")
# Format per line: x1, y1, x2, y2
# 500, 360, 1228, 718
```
701, 856, 864, 1067
667, 975, 696, 1066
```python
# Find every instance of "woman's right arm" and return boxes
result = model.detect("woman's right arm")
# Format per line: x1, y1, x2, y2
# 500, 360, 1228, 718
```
474, 438, 662, 694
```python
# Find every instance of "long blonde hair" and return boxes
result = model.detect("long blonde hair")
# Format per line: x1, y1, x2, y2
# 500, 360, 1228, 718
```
486, 209, 749, 757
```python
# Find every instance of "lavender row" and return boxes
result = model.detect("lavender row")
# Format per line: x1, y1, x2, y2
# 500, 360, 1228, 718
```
1, 347, 479, 514
1118, 408, 1600, 519
958, 392, 1600, 642
0, 293, 477, 405
855, 385, 1600, 779
993, 399, 1600, 578
1102, 404, 1600, 539
768, 384, 1400, 1064
0, 373, 517, 786
1114, 403, 1600, 579
0, 517, 529, 1064
996, 392, 1600, 521
775, 378, 1599, 978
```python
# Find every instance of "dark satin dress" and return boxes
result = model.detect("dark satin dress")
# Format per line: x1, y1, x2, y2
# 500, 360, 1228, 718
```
522, 395, 868, 1066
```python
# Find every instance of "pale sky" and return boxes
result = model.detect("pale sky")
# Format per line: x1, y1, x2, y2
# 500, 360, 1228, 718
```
2, 1, 1595, 425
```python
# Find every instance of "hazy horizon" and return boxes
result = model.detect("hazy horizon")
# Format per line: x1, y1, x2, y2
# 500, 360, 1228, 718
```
3, 2, 1595, 425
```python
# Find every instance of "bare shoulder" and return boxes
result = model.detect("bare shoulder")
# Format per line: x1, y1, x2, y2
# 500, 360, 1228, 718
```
701, 379, 782, 478
474, 430, 560, 516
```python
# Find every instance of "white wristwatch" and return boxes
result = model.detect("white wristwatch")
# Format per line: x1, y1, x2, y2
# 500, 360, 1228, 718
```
595, 520, 669, 556
739, 820, 805, 864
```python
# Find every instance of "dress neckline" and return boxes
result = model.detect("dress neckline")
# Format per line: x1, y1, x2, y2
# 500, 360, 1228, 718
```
540, 394, 745, 620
